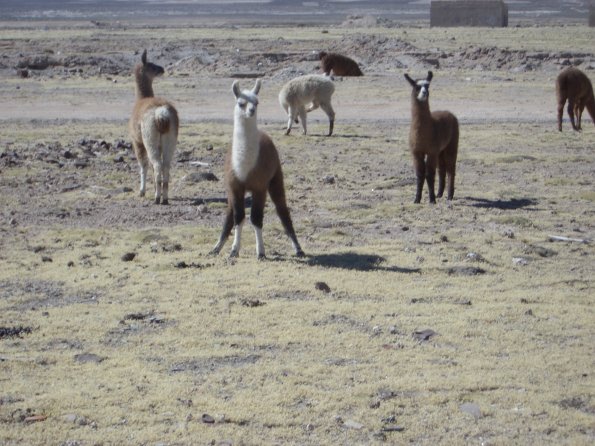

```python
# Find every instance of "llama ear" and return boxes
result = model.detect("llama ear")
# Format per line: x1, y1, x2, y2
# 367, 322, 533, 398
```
427, 71, 433, 82
404, 73, 416, 87
232, 80, 241, 98
252, 79, 262, 95
141, 49, 147, 65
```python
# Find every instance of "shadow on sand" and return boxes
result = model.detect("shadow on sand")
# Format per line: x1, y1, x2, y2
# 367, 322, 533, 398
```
305, 252, 421, 273
465, 197, 538, 210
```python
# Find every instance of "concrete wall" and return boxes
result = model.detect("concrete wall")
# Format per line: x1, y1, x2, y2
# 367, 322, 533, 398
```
430, 0, 508, 27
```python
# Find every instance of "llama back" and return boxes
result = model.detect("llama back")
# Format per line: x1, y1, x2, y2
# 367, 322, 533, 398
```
320, 53, 363, 76
279, 75, 334, 106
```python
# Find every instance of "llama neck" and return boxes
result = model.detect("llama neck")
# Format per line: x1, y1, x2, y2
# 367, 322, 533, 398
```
135, 70, 154, 99
411, 98, 432, 128
232, 111, 260, 181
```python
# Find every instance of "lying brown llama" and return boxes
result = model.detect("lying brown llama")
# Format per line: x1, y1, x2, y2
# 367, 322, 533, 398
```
128, 49, 179, 204
404, 71, 459, 204
318, 51, 363, 77
556, 66, 595, 131
210, 79, 304, 259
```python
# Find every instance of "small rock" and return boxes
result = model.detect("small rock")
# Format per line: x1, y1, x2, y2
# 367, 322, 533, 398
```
315, 281, 331, 293
343, 419, 363, 430
412, 329, 438, 342
513, 257, 528, 266
121, 252, 136, 262
460, 402, 481, 419
74, 353, 105, 364
382, 425, 405, 432
447, 266, 485, 276
322, 175, 335, 185
201, 413, 215, 424
503, 229, 515, 238
41, 256, 53, 263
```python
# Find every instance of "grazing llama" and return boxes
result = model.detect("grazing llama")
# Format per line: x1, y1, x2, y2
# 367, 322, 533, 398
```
128, 49, 179, 204
211, 79, 305, 259
556, 66, 595, 131
404, 71, 459, 204
278, 74, 335, 136
318, 51, 363, 77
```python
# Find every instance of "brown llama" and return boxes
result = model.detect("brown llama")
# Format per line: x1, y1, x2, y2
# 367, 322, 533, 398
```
210, 79, 304, 259
556, 66, 595, 131
128, 49, 179, 204
318, 51, 363, 77
404, 71, 459, 204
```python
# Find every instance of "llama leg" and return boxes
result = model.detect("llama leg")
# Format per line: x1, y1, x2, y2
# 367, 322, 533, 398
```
160, 133, 177, 205
229, 195, 246, 258
557, 99, 565, 131
437, 152, 446, 198
298, 107, 308, 135
250, 190, 267, 259
425, 155, 438, 204
413, 153, 425, 204
576, 102, 583, 131
285, 107, 296, 135
306, 101, 320, 113
269, 172, 304, 257
320, 102, 335, 136
567, 101, 578, 131
133, 142, 149, 197
211, 206, 234, 255
152, 161, 163, 204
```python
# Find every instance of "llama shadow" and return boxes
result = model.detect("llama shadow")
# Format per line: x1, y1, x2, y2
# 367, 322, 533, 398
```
465, 197, 538, 210
305, 252, 421, 273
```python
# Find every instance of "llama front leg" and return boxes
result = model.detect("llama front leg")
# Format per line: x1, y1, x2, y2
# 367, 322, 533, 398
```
557, 98, 565, 131
437, 154, 446, 198
229, 196, 246, 258
413, 153, 426, 204
425, 155, 438, 204
250, 191, 267, 259
575, 102, 584, 131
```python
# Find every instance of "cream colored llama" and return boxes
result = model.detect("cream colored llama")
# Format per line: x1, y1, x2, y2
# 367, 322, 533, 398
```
128, 50, 179, 204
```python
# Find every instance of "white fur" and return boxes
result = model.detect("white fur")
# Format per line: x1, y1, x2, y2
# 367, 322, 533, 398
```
278, 74, 335, 135
416, 80, 430, 102
232, 94, 260, 182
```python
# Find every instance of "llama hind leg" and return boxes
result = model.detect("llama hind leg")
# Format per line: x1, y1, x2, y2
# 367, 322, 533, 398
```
150, 161, 163, 204
133, 142, 149, 197
160, 133, 177, 205
269, 173, 304, 257
298, 107, 308, 135
320, 102, 335, 136
211, 206, 234, 255
567, 101, 578, 131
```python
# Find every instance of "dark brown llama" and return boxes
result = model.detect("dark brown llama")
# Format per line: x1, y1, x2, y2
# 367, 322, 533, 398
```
210, 80, 304, 259
128, 49, 179, 204
318, 51, 363, 77
404, 71, 459, 204
556, 67, 595, 131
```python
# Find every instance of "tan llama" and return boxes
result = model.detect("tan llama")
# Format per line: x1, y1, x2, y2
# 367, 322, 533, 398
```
128, 50, 179, 204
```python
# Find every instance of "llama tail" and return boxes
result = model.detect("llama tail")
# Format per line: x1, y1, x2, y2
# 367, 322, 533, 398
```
154, 105, 178, 135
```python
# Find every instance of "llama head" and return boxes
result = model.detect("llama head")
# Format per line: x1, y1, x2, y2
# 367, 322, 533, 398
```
405, 71, 434, 103
137, 49, 165, 81
232, 79, 262, 119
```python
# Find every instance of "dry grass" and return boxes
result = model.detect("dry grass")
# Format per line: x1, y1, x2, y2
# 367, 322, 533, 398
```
0, 21, 594, 446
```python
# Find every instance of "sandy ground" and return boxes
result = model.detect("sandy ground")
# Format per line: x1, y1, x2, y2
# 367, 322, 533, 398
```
0, 6, 594, 445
